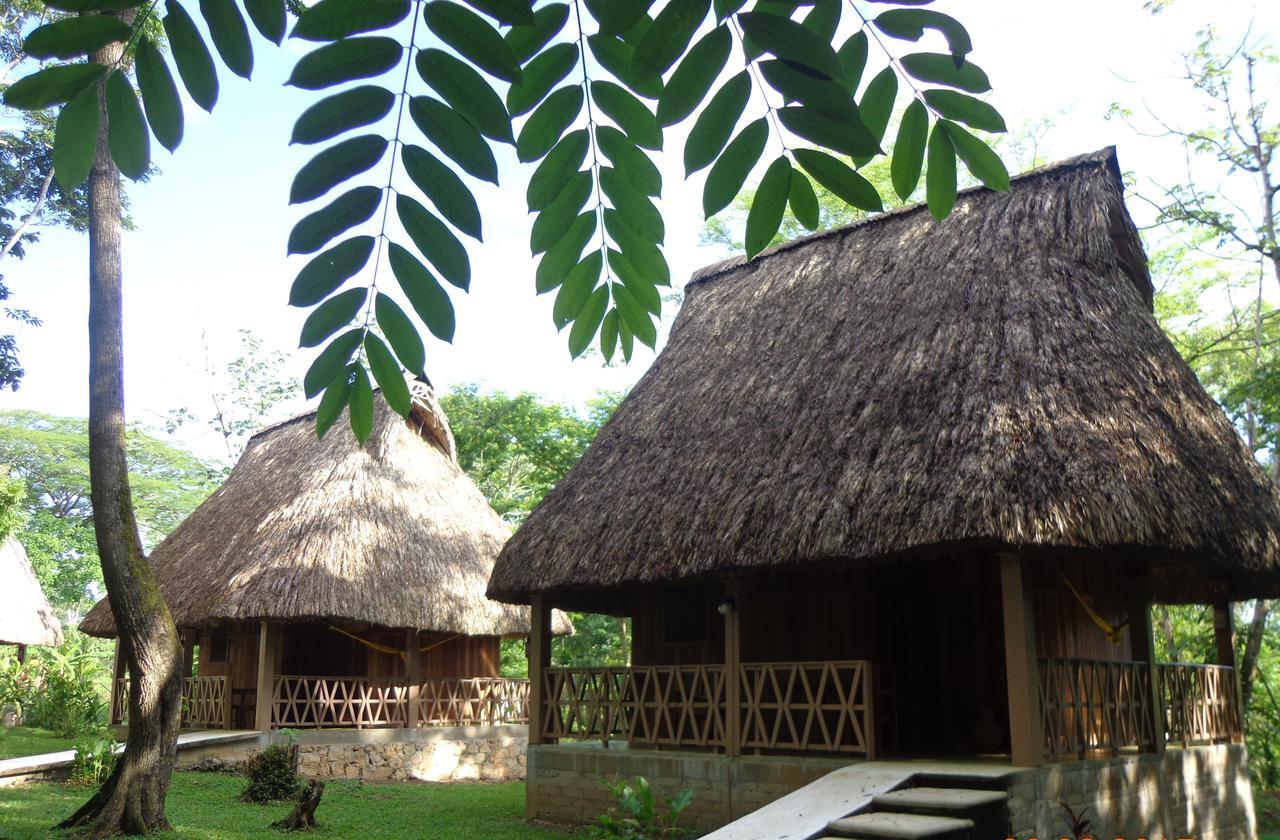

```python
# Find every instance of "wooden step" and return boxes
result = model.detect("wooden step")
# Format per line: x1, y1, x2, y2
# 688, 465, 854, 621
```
824, 812, 975, 839
871, 787, 1007, 814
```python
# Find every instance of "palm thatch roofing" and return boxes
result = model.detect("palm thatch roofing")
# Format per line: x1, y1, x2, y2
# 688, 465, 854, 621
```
489, 147, 1280, 606
0, 535, 63, 648
83, 382, 569, 637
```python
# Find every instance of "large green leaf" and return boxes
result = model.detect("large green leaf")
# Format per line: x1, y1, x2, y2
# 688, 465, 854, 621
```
529, 170, 592, 255
526, 129, 588, 211
610, 282, 656, 347
515, 85, 583, 163
553, 251, 603, 329
942, 120, 1009, 192
291, 0, 411, 41
599, 308, 619, 362
44, 0, 145, 9
758, 59, 858, 123
290, 236, 376, 306
416, 48, 513, 143
702, 117, 767, 218
858, 66, 897, 146
590, 80, 661, 150
925, 121, 956, 221
291, 86, 396, 145
3, 63, 107, 110
631, 0, 709, 83
290, 135, 388, 204
423, 1, 522, 83
388, 243, 455, 341
464, 0, 534, 27
349, 365, 374, 444
303, 328, 362, 397
244, 0, 287, 44
738, 10, 844, 82
105, 72, 149, 181
567, 285, 609, 357
789, 170, 819, 230
300, 287, 367, 347
793, 148, 882, 212
315, 366, 354, 438
777, 106, 879, 159
838, 31, 868, 91
602, 209, 668, 285
656, 25, 730, 127
364, 332, 411, 415
408, 96, 498, 183
374, 292, 426, 376
607, 251, 661, 314
588, 34, 662, 99
397, 195, 471, 289
535, 211, 596, 292
599, 169, 663, 243
921, 89, 1006, 133
24, 17, 132, 60
683, 70, 749, 175
594, 0, 655, 37
891, 99, 927, 200
745, 155, 791, 258
802, 0, 840, 41
873, 8, 971, 60
135, 38, 184, 152
199, 0, 254, 79
505, 2, 569, 63
287, 185, 382, 254
164, 0, 218, 111
286, 37, 404, 90
506, 42, 578, 117
401, 145, 483, 240
899, 52, 990, 93
595, 125, 660, 196
52, 84, 99, 189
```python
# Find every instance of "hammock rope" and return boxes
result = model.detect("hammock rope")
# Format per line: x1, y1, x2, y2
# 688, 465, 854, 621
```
1054, 567, 1129, 645
324, 625, 463, 660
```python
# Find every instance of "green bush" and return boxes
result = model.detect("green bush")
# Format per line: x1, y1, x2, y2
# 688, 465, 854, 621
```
23, 646, 106, 738
241, 740, 302, 803
70, 731, 117, 786
594, 776, 695, 840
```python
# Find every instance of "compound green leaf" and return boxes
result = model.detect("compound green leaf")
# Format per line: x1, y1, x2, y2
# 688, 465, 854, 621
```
291, 86, 396, 144
397, 195, 471, 289
290, 236, 376, 306
291, 0, 411, 40
465, 0, 534, 27
599, 168, 663, 243
164, 0, 218, 111
873, 8, 971, 61
858, 66, 897, 146
758, 59, 858, 123
702, 117, 766, 218
24, 16, 132, 60
745, 155, 791, 259
52, 84, 99, 189
738, 10, 844, 82
506, 42, 577, 117
891, 98, 927, 200
922, 89, 1006, 133
535, 211, 596, 292
105, 72, 149, 181
900, 52, 990, 93
288, 185, 382, 254
416, 47, 513, 143
600, 308, 619, 362
777, 106, 879, 159
656, 24, 730, 127
374, 292, 426, 376
3, 63, 107, 110
199, 0, 253, 79
553, 250, 602, 329
135, 38, 183, 152
588, 34, 661, 99
515, 84, 583, 163
607, 251, 661, 315
594, 0, 655, 37
315, 366, 354, 438
365, 332, 411, 415
504, 2, 568, 63
793, 148, 882, 212
567, 284, 609, 358
943, 119, 1009, 191
610, 282, 656, 347
602, 209, 669, 285
408, 96, 498, 183
401, 144, 483, 240
300, 287, 366, 347
244, 0, 287, 44
837, 31, 868, 91
388, 242, 455, 341
530, 169, 591, 254
526, 129, 588, 211
683, 70, 749, 176
595, 125, 660, 195
286, 36, 403, 90
788, 170, 819, 230
290, 135, 388, 204
925, 120, 956, 221
349, 365, 374, 444
631, 0, 709, 84
304, 328, 362, 397
591, 80, 661, 150
423, 0, 522, 83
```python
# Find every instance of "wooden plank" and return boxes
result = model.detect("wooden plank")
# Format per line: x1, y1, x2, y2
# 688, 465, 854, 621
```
254, 622, 275, 731
999, 554, 1043, 766
723, 580, 742, 756
406, 629, 421, 728
528, 595, 552, 744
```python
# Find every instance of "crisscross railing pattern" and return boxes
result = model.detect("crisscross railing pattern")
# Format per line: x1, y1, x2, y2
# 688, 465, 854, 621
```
182, 675, 229, 728
419, 677, 529, 725
738, 661, 874, 754
1039, 658, 1157, 758
1160, 663, 1240, 747
273, 676, 409, 729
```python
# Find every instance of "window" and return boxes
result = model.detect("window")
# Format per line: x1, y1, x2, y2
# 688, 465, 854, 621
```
662, 586, 709, 645
208, 628, 230, 664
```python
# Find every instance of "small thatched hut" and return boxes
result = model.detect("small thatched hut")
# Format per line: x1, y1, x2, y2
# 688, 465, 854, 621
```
84, 381, 565, 731
0, 535, 63, 656
489, 148, 1280, 832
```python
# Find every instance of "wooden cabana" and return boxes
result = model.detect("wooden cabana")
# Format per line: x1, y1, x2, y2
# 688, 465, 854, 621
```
83, 382, 568, 732
488, 148, 1280, 776
0, 535, 63, 660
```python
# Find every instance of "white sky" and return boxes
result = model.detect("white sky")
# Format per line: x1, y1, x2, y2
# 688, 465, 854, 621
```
2, 0, 1277, 461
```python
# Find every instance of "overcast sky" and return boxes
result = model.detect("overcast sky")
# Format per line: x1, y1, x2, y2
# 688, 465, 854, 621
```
2, 0, 1276, 461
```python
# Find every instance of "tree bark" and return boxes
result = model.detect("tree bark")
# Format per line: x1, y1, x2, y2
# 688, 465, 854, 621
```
1240, 599, 1273, 712
57, 17, 185, 838
271, 781, 325, 831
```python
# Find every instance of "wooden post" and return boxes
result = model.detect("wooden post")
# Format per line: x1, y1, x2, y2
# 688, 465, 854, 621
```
1128, 593, 1166, 754
108, 638, 122, 725
999, 553, 1043, 766
15, 644, 26, 664
405, 628, 421, 729
254, 621, 276, 732
528, 595, 552, 745
1213, 601, 1245, 742
723, 579, 741, 758
181, 631, 195, 678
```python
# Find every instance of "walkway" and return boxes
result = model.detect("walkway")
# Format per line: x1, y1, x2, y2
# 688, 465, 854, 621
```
0, 729, 260, 786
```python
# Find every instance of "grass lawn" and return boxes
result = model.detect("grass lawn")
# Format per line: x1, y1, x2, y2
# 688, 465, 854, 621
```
0, 772, 585, 839
0, 727, 76, 760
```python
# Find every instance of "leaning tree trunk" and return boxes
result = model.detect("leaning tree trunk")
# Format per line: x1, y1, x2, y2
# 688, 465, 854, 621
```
1240, 599, 1273, 713
58, 18, 185, 839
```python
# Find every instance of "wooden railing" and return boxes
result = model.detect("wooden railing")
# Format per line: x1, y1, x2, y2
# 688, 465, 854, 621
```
540, 660, 874, 756
271, 675, 530, 729
1039, 658, 1242, 759
419, 677, 529, 725
1160, 663, 1240, 747
112, 675, 230, 729
111, 677, 128, 725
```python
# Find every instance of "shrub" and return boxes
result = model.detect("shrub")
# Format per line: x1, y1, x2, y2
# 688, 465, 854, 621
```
594, 776, 695, 840
70, 731, 118, 786
242, 739, 303, 803
22, 646, 107, 738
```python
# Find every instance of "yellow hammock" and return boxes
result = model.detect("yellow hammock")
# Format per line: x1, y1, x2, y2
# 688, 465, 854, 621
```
1055, 568, 1129, 645
325, 625, 461, 661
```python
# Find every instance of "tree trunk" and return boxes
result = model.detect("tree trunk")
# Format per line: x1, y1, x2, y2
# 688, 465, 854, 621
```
1157, 605, 1180, 662
57, 18, 185, 838
271, 781, 325, 831
1240, 599, 1273, 712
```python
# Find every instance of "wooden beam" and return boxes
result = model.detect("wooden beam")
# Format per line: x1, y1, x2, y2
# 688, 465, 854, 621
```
108, 638, 122, 725
405, 628, 421, 729
1128, 593, 1165, 754
254, 621, 276, 732
181, 630, 195, 678
1213, 601, 1246, 742
1000, 553, 1044, 766
723, 579, 741, 758
528, 595, 552, 745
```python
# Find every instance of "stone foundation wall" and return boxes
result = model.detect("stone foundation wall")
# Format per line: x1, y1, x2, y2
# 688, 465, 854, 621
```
1005, 744, 1257, 840
296, 734, 526, 782
526, 745, 856, 833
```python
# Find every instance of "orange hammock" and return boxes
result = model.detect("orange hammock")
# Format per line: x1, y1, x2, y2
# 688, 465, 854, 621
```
1055, 568, 1129, 645
325, 625, 461, 660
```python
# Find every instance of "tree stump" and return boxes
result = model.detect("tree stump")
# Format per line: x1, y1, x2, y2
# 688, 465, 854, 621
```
271, 781, 324, 831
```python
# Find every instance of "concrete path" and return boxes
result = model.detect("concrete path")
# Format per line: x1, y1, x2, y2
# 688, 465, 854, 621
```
0, 729, 260, 786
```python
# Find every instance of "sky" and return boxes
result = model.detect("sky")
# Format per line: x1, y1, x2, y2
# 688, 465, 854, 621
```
2, 0, 1278, 461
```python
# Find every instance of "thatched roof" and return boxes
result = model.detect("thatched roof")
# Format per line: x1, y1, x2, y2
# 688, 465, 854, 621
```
0, 535, 63, 648
83, 383, 569, 637
489, 148, 1280, 605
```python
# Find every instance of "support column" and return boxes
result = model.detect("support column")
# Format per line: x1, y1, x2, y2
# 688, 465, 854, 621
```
1000, 553, 1043, 766
108, 639, 122, 725
15, 644, 26, 664
1128, 593, 1166, 754
528, 595, 552, 745
254, 621, 277, 732
1213, 601, 1245, 742
722, 579, 741, 758
405, 628, 421, 729
181, 631, 195, 678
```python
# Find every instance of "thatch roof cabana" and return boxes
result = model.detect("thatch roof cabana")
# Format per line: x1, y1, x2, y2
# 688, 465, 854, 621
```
0, 535, 63, 648
84, 382, 567, 637
489, 147, 1280, 607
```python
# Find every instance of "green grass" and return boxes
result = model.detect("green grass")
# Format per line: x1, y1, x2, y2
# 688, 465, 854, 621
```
0, 772, 584, 839
0, 727, 76, 760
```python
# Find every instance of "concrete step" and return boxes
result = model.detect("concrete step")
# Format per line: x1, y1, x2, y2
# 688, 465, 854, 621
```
824, 812, 975, 839
871, 786, 1008, 814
